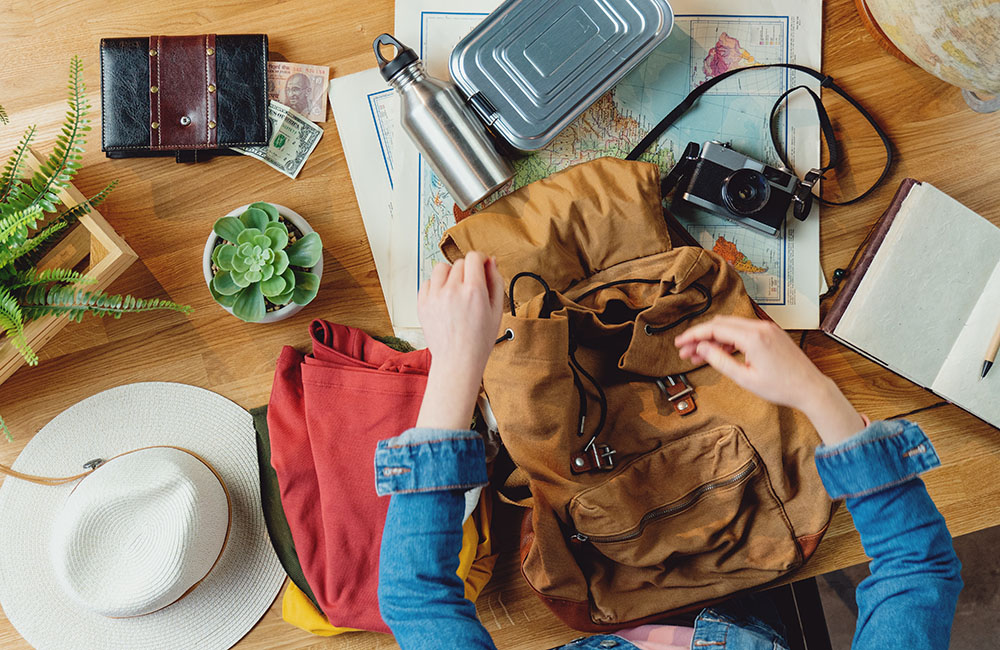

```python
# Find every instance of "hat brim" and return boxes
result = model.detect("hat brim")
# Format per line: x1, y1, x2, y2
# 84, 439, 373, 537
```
0, 382, 285, 650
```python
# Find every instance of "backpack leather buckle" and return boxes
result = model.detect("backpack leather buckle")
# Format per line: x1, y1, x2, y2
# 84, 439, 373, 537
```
571, 437, 617, 474
656, 374, 697, 416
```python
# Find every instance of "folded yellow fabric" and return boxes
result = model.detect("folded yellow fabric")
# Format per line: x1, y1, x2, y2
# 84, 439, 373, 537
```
282, 491, 495, 636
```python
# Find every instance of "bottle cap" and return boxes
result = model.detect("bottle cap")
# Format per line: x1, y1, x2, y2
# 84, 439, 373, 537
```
373, 34, 419, 82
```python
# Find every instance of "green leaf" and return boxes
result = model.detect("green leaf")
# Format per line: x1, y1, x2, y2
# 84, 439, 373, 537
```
211, 270, 242, 296
271, 269, 295, 305
232, 284, 265, 323
245, 269, 262, 283
6, 267, 95, 289
212, 244, 236, 271
286, 231, 322, 268
252, 233, 272, 250
236, 227, 261, 246
239, 207, 269, 231
1, 125, 36, 203
260, 265, 274, 282
249, 202, 279, 222
260, 274, 287, 297
230, 269, 251, 287
291, 270, 320, 306
19, 285, 192, 322
213, 216, 245, 243
231, 254, 250, 273
264, 223, 289, 251
273, 249, 290, 276
18, 55, 89, 215
209, 281, 238, 308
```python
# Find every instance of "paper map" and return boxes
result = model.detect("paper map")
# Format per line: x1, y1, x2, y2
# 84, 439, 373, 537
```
332, 0, 823, 340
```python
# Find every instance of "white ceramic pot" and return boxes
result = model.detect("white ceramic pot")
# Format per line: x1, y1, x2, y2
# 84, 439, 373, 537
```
203, 203, 323, 324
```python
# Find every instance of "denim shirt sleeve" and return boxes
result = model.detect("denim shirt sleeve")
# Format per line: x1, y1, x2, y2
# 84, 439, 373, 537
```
375, 427, 488, 495
375, 428, 496, 649
815, 420, 962, 650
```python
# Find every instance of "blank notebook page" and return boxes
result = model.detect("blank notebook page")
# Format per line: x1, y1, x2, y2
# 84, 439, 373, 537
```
834, 182, 1000, 387
932, 261, 1000, 425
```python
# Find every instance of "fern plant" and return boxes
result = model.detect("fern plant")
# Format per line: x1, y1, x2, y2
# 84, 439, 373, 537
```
0, 57, 191, 439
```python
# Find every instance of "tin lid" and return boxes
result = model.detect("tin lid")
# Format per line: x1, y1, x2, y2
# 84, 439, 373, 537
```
449, 0, 674, 151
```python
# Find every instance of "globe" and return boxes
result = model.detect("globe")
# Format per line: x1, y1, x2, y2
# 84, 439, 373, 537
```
859, 0, 1000, 112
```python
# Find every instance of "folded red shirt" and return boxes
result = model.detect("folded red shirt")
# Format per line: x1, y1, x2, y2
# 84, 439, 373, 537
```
268, 320, 431, 632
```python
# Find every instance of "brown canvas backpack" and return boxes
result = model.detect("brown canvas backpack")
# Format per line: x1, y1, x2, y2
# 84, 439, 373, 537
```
441, 157, 835, 632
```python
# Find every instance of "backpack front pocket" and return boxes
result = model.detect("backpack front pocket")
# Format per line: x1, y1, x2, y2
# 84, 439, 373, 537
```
568, 425, 801, 573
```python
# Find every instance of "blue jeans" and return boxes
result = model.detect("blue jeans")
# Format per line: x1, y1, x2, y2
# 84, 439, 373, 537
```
375, 420, 962, 649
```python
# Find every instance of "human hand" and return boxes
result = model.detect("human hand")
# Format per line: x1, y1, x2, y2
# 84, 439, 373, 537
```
415, 252, 504, 431
675, 316, 865, 445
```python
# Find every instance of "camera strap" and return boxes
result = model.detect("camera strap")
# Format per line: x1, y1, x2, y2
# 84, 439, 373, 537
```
625, 63, 894, 211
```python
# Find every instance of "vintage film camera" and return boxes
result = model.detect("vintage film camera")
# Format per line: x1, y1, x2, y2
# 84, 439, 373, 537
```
670, 141, 817, 236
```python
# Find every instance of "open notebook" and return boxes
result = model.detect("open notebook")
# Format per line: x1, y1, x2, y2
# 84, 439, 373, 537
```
822, 180, 1000, 428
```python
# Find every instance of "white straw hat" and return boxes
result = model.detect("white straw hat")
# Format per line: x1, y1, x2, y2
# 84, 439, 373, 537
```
0, 383, 285, 649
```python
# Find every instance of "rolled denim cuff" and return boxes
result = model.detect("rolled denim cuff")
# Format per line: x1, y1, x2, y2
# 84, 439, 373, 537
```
815, 419, 941, 500
374, 427, 488, 496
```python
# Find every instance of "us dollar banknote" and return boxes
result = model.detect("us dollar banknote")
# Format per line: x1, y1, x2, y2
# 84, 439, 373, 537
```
231, 101, 323, 180
267, 61, 330, 123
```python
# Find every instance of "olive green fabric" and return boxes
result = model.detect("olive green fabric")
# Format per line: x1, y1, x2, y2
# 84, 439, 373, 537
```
252, 405, 322, 612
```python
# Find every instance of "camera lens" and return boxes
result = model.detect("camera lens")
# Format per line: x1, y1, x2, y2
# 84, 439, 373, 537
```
722, 169, 771, 216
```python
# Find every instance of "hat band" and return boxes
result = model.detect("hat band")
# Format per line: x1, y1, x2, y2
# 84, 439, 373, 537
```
0, 462, 96, 486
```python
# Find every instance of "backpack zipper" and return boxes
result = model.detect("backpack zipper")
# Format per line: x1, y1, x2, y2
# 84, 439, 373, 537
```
570, 459, 758, 544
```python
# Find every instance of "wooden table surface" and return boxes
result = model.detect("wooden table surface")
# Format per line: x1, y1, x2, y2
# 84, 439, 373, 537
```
2, 0, 999, 648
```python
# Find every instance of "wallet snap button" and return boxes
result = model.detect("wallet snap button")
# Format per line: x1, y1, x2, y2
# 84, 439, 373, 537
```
179, 116, 192, 126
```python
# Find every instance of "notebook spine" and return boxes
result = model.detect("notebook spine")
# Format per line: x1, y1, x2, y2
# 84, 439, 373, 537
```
821, 179, 920, 333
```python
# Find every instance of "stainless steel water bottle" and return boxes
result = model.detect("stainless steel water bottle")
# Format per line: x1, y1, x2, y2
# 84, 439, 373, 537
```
374, 33, 514, 210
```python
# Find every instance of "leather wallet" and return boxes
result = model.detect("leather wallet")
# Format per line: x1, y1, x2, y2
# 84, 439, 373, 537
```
100, 34, 270, 163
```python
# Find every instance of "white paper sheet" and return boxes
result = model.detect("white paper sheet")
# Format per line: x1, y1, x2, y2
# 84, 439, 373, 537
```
933, 260, 1000, 427
328, 69, 399, 319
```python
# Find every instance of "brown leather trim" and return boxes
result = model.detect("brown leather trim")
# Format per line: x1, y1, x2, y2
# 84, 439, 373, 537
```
518, 508, 534, 564
148, 35, 217, 149
205, 34, 217, 147
796, 502, 838, 560
149, 36, 160, 147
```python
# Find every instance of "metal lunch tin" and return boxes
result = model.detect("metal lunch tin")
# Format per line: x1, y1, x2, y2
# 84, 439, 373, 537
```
450, 0, 674, 151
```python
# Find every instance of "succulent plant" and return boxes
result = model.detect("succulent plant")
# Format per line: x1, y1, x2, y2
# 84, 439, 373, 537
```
209, 202, 322, 323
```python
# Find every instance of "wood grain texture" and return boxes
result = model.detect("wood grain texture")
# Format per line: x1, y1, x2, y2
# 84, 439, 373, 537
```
1, 0, 999, 647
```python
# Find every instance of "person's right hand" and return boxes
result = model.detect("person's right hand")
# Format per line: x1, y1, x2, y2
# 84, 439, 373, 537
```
415, 251, 504, 431
675, 316, 865, 445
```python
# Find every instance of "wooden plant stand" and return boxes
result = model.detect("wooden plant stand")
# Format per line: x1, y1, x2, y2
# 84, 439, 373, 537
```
0, 150, 138, 384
